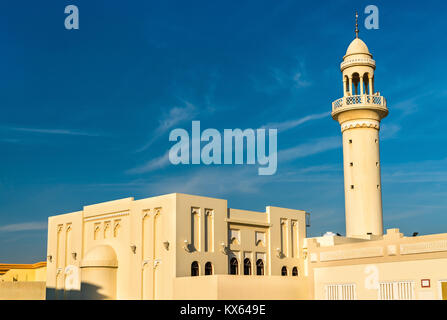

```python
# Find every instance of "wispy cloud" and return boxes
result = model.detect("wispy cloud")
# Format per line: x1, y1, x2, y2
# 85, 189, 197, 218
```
279, 136, 341, 162
270, 61, 312, 89
127, 150, 170, 174
382, 157, 447, 183
381, 123, 401, 140
136, 101, 197, 152
292, 72, 311, 88
262, 111, 330, 131
5, 127, 100, 136
0, 222, 47, 232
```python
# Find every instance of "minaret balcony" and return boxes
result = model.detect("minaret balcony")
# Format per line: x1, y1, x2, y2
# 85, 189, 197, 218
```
331, 94, 388, 118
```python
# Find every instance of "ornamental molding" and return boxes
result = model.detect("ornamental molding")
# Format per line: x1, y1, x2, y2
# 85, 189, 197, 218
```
400, 240, 447, 255
319, 246, 383, 262
341, 119, 380, 132
84, 211, 129, 222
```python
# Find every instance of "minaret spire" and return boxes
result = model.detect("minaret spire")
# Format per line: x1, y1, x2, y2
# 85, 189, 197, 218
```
355, 11, 359, 38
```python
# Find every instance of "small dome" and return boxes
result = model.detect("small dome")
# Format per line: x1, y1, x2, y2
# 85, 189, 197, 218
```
345, 38, 370, 56
81, 245, 118, 268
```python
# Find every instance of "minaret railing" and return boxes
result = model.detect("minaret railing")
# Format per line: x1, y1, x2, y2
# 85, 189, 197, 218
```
332, 94, 387, 111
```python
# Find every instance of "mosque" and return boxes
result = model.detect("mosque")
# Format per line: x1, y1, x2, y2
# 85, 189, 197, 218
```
2, 19, 447, 300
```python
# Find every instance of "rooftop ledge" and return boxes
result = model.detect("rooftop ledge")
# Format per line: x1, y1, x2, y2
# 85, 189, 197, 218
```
331, 94, 388, 117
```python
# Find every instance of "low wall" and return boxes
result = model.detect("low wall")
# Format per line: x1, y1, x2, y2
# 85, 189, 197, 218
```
173, 275, 311, 300
0, 281, 46, 300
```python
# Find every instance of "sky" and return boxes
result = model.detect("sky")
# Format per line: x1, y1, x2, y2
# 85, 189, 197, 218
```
1, 0, 447, 263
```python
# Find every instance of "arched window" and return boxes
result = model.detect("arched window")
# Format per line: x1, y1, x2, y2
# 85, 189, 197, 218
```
352, 73, 360, 95
344, 75, 350, 94
292, 267, 298, 276
256, 259, 264, 276
191, 261, 199, 276
205, 262, 213, 275
281, 266, 288, 276
230, 257, 238, 275
363, 73, 369, 95
244, 258, 251, 275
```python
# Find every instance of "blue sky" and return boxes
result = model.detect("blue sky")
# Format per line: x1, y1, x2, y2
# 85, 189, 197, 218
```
1, 0, 447, 262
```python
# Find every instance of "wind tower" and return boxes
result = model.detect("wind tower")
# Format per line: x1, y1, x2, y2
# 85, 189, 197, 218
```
331, 13, 388, 238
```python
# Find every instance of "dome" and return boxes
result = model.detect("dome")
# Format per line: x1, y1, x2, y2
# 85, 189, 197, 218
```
345, 38, 370, 56
81, 245, 118, 268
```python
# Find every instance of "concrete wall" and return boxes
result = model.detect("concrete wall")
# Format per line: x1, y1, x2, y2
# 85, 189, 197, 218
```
0, 281, 46, 300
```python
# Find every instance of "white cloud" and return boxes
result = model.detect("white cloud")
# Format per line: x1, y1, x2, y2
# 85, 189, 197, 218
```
262, 111, 330, 132
279, 136, 341, 162
381, 123, 401, 140
127, 150, 170, 174
136, 101, 197, 152
0, 222, 47, 232
6, 127, 99, 136
293, 72, 311, 88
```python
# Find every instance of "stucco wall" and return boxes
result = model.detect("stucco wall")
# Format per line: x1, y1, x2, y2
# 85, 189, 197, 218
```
313, 258, 447, 300
0, 281, 46, 300
173, 275, 311, 300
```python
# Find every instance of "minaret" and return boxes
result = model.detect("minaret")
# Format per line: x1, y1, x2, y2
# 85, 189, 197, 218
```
331, 13, 388, 238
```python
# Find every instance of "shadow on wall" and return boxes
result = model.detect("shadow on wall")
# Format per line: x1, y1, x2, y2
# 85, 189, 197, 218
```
46, 282, 108, 300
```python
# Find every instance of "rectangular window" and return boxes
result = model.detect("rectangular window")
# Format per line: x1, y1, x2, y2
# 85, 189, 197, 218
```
379, 281, 414, 300
325, 284, 356, 300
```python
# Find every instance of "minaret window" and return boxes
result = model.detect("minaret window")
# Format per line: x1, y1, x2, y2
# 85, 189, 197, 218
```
350, 162, 353, 167
281, 266, 288, 276
363, 73, 369, 95
344, 75, 350, 95
351, 185, 354, 189
352, 73, 360, 95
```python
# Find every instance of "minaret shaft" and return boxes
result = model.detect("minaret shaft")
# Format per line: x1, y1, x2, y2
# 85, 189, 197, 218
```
340, 112, 383, 237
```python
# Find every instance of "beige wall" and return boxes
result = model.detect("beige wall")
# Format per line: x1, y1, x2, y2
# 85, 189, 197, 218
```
314, 258, 447, 300
307, 229, 447, 300
0, 282, 46, 300
173, 275, 310, 300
